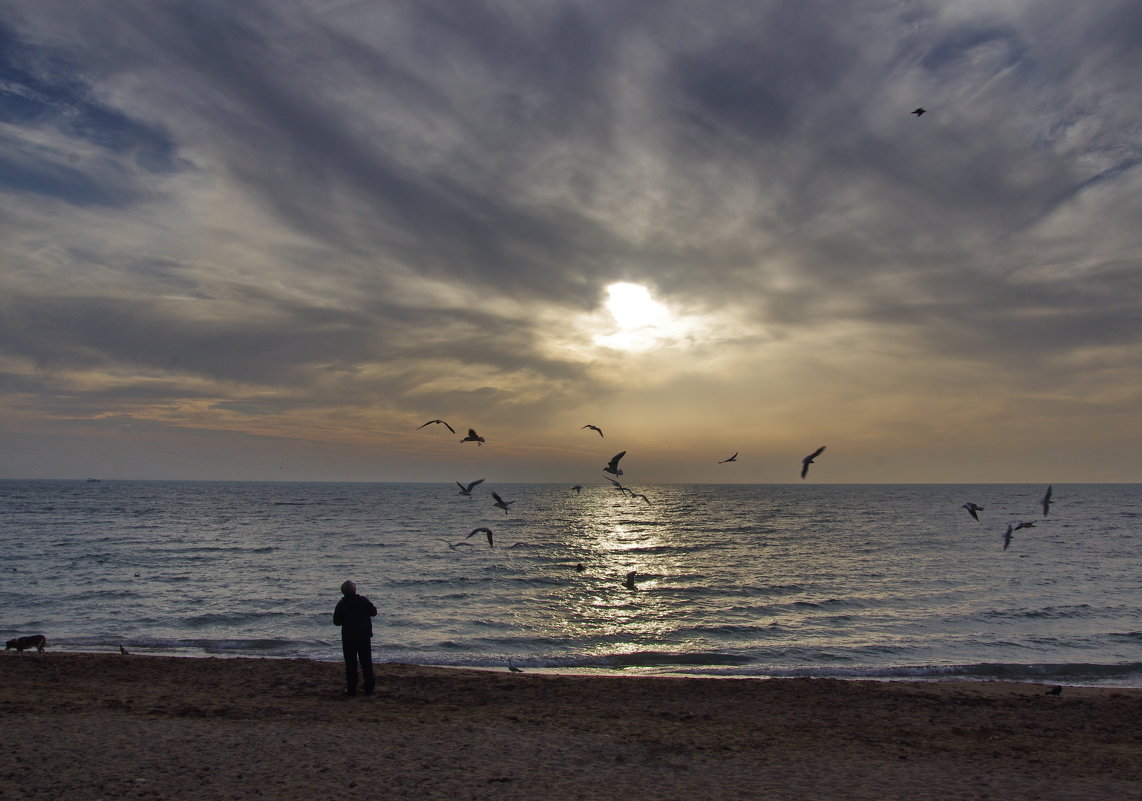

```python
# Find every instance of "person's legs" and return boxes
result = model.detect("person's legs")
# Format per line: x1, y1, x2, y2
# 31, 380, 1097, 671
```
357, 639, 375, 695
342, 639, 358, 694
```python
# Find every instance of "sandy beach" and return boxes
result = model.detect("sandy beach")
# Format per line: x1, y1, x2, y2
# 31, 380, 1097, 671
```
2, 653, 1140, 800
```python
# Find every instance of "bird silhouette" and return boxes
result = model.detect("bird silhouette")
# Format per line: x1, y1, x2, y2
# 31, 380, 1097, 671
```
581, 424, 604, 438
460, 428, 485, 446
962, 502, 984, 521
465, 527, 495, 547
1003, 524, 1014, 551
456, 478, 485, 498
801, 446, 826, 479
719, 452, 739, 463
603, 451, 626, 477
571, 484, 583, 493
1041, 485, 1053, 517
491, 492, 515, 515
622, 571, 638, 590
417, 419, 456, 434
912, 107, 926, 116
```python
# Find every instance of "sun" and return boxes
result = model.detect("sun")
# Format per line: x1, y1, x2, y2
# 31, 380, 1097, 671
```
593, 282, 683, 352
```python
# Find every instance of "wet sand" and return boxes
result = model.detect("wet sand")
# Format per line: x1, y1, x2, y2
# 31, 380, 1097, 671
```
2, 653, 1140, 800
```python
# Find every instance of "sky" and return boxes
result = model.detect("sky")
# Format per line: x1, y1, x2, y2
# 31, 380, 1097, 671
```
1, 0, 1140, 484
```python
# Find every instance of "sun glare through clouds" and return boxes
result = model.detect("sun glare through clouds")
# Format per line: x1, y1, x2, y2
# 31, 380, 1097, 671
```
593, 282, 685, 352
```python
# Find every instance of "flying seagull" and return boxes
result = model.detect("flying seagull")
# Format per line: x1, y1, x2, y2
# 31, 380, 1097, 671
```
460, 428, 485, 446
719, 452, 739, 463
1040, 485, 1053, 517
571, 484, 583, 493
801, 446, 826, 479
912, 107, 926, 116
491, 492, 515, 515
603, 451, 626, 477
417, 419, 456, 434
439, 538, 474, 550
465, 527, 495, 547
581, 424, 604, 438
962, 502, 984, 521
606, 476, 632, 494
1013, 520, 1037, 531
1003, 524, 1013, 551
456, 478, 485, 498
632, 493, 652, 505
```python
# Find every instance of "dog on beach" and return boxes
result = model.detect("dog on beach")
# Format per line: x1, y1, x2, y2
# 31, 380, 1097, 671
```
5, 634, 47, 654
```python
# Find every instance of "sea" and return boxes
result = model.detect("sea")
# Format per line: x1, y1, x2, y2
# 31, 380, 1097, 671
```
2, 480, 1140, 687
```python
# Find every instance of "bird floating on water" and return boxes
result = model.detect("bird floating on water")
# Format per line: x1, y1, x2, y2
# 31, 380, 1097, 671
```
622, 571, 638, 590
460, 428, 485, 446
603, 451, 626, 477
571, 484, 583, 493
962, 502, 984, 521
801, 446, 826, 479
465, 527, 495, 547
491, 492, 515, 515
581, 424, 604, 438
719, 452, 739, 463
456, 478, 485, 498
1040, 485, 1053, 517
417, 419, 455, 434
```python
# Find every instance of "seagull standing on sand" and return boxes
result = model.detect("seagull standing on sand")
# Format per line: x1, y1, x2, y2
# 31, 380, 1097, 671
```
417, 419, 456, 434
457, 478, 485, 498
962, 502, 984, 521
465, 527, 495, 547
491, 492, 515, 515
719, 452, 739, 463
801, 446, 826, 479
461, 428, 485, 446
581, 424, 604, 438
603, 451, 626, 477
1040, 485, 1053, 517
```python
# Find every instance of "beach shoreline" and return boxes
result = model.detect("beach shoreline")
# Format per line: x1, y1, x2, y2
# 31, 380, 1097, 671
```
2, 653, 1140, 800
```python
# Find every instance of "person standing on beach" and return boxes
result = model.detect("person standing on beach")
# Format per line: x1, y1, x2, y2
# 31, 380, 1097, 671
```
332, 580, 377, 696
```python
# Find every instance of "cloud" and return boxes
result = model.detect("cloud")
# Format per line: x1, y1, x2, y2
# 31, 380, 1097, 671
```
1, 0, 1140, 480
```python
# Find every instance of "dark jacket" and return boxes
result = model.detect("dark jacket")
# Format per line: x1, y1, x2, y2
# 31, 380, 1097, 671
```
333, 593, 377, 640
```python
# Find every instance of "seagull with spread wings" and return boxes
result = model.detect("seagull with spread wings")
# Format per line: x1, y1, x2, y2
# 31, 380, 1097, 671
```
460, 428, 485, 446
465, 527, 495, 547
962, 502, 984, 521
456, 478, 485, 498
719, 452, 738, 463
491, 492, 515, 515
603, 451, 626, 477
417, 419, 455, 434
801, 446, 826, 479
581, 424, 604, 438
1040, 485, 1053, 517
